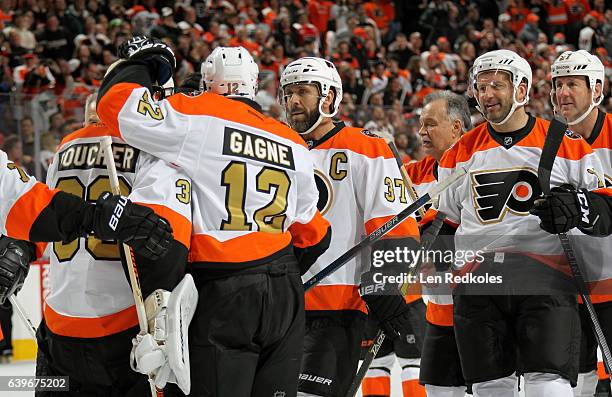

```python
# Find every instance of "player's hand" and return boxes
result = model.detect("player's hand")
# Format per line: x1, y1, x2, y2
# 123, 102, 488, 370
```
92, 192, 173, 260
530, 186, 594, 234
118, 36, 176, 85
0, 237, 35, 304
360, 270, 412, 339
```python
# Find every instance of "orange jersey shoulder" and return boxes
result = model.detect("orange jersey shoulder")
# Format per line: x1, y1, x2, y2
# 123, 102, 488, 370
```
405, 156, 437, 185
589, 112, 612, 150
60, 123, 120, 147
166, 92, 307, 148
316, 126, 394, 160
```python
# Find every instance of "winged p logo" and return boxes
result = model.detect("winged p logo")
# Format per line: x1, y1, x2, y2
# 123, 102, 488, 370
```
471, 168, 542, 223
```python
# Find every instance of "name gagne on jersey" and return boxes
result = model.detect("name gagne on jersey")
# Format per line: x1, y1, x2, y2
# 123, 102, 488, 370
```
222, 127, 295, 170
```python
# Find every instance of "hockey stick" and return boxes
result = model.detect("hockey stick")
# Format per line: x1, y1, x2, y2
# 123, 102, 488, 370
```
303, 167, 466, 291
9, 295, 37, 339
386, 141, 427, 219
101, 137, 163, 397
537, 118, 612, 374
346, 212, 446, 397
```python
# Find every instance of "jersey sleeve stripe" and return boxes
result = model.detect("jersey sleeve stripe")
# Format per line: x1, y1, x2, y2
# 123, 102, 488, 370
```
44, 303, 138, 338
6, 183, 58, 241
189, 232, 292, 264
304, 285, 367, 312
97, 81, 142, 136
593, 188, 612, 197
135, 203, 192, 249
426, 302, 454, 327
365, 215, 419, 239
288, 211, 330, 248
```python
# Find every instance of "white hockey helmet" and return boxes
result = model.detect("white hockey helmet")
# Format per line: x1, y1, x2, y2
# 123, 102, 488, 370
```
471, 49, 532, 126
550, 50, 605, 125
201, 46, 258, 100
279, 57, 343, 135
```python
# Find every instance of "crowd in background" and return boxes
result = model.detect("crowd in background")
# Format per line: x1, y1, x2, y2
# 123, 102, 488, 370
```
0, 0, 610, 185
0, 0, 611, 363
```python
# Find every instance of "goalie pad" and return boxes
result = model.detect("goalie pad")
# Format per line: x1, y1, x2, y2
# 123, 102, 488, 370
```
131, 274, 198, 394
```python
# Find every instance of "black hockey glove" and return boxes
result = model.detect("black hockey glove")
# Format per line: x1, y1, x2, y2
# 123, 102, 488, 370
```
530, 186, 597, 234
118, 36, 176, 86
0, 237, 36, 304
360, 269, 413, 339
92, 192, 173, 261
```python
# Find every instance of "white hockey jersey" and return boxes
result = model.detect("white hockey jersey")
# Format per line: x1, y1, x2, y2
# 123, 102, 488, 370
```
303, 124, 420, 313
0, 149, 59, 244
44, 123, 192, 338
569, 111, 612, 302
97, 82, 330, 268
437, 116, 610, 272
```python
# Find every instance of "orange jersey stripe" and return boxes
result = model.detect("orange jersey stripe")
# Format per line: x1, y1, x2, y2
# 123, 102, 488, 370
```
137, 203, 191, 249
97, 82, 142, 135
365, 215, 419, 239
439, 118, 594, 169
59, 123, 122, 147
44, 304, 138, 338
165, 92, 307, 148
426, 302, 454, 327
362, 376, 391, 396
405, 156, 437, 185
189, 232, 292, 263
316, 126, 396, 160
6, 183, 58, 241
288, 211, 330, 249
305, 285, 367, 312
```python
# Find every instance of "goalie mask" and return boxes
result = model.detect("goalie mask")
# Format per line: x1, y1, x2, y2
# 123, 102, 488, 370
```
470, 49, 532, 126
279, 57, 343, 135
201, 46, 259, 100
550, 50, 605, 125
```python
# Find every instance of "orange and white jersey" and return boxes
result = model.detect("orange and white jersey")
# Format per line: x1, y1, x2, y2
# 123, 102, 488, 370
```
303, 124, 420, 313
0, 150, 61, 249
406, 157, 454, 326
570, 111, 612, 302
97, 78, 329, 269
438, 115, 610, 271
44, 123, 192, 338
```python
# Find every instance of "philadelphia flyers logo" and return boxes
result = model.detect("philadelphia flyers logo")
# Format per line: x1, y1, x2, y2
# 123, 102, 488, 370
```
471, 167, 542, 224
314, 169, 334, 215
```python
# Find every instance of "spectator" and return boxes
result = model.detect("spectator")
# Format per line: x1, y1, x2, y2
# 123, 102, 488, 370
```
36, 15, 73, 60
519, 13, 542, 44
578, 13, 603, 52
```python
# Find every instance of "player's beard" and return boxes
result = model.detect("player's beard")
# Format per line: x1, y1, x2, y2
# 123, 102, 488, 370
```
483, 97, 513, 124
289, 106, 321, 134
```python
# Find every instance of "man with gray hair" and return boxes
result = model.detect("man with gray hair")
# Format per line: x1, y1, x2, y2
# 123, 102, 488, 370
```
411, 90, 471, 397
359, 91, 472, 397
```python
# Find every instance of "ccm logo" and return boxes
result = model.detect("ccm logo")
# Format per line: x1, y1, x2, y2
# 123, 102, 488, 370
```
577, 190, 590, 223
299, 374, 332, 386
109, 196, 128, 231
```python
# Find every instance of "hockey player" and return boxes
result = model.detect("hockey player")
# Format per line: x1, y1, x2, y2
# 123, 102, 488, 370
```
33, 92, 193, 396
359, 91, 470, 397
0, 152, 173, 308
549, 50, 612, 397
97, 40, 332, 396
279, 57, 421, 397
405, 91, 471, 397
436, 49, 612, 397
